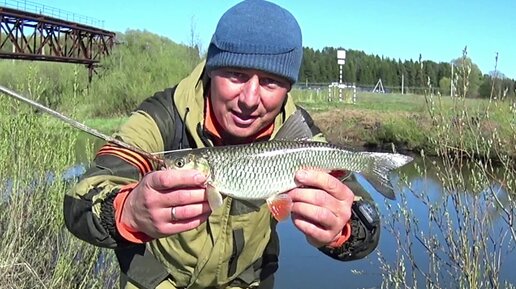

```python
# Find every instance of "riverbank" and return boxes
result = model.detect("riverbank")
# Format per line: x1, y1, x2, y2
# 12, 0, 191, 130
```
311, 108, 426, 152
295, 92, 516, 163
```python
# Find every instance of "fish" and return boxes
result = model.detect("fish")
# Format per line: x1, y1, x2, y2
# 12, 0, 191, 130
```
0, 85, 412, 216
164, 110, 413, 221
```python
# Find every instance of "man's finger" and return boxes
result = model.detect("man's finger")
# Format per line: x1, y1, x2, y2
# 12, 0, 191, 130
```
146, 169, 207, 191
170, 202, 212, 221
291, 214, 337, 246
289, 188, 334, 208
158, 188, 208, 207
291, 202, 337, 228
295, 170, 352, 201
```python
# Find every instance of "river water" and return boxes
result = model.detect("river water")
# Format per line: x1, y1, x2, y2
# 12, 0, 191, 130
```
275, 156, 515, 288
71, 139, 515, 288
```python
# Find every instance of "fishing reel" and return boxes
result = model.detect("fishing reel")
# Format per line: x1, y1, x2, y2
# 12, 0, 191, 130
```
320, 197, 381, 261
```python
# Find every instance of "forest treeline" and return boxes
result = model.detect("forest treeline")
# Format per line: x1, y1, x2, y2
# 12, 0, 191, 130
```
299, 47, 516, 98
0, 30, 514, 117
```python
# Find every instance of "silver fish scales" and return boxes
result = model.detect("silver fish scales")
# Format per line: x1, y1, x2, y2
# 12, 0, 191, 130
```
189, 140, 376, 200
163, 109, 413, 220
166, 139, 413, 220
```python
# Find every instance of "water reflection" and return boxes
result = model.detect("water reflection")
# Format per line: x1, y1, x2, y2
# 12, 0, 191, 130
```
276, 156, 515, 288
0, 164, 85, 203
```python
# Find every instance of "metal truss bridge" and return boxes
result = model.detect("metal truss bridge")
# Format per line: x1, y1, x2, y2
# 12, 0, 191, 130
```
0, 0, 116, 81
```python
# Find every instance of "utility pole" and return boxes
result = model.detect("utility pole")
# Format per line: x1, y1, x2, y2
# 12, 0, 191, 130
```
337, 49, 346, 102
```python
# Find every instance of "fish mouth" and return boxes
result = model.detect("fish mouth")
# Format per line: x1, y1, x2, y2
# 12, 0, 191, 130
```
231, 111, 258, 126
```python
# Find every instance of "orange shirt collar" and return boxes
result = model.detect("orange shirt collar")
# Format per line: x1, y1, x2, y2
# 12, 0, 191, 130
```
204, 94, 274, 145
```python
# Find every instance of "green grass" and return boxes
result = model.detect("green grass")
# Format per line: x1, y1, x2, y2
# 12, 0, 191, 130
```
0, 99, 118, 288
292, 89, 428, 112
291, 89, 516, 161
83, 117, 128, 134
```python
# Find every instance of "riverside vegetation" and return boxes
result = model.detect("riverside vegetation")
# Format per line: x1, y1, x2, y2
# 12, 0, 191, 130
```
0, 30, 514, 288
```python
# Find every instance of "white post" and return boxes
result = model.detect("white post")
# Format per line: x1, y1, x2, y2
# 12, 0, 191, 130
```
353, 83, 356, 104
337, 49, 346, 102
338, 64, 343, 102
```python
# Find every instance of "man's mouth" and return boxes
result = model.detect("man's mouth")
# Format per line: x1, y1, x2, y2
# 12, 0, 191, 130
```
231, 111, 258, 126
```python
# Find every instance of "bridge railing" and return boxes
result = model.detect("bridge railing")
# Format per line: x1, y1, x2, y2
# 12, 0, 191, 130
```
0, 0, 105, 27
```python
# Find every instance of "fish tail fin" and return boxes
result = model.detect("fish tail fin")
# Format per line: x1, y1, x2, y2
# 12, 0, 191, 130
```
361, 152, 413, 200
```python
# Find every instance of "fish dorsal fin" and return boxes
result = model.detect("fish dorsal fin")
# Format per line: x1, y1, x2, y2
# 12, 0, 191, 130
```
274, 109, 314, 141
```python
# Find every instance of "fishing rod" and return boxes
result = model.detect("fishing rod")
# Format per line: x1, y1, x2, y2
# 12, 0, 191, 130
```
0, 84, 166, 167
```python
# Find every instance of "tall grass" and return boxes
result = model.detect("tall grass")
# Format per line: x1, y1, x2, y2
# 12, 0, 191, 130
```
0, 79, 118, 288
292, 88, 515, 159
0, 61, 87, 110
377, 49, 516, 289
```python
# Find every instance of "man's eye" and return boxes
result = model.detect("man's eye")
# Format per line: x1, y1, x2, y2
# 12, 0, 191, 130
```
225, 71, 248, 82
260, 77, 282, 89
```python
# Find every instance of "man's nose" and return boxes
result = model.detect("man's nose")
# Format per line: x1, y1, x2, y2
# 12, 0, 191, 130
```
239, 75, 260, 108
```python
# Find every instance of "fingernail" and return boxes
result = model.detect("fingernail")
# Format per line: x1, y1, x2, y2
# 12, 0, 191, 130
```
194, 173, 206, 183
297, 170, 308, 180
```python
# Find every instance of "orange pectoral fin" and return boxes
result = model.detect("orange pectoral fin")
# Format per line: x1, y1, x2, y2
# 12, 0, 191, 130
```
299, 167, 349, 180
267, 194, 293, 222
329, 169, 349, 180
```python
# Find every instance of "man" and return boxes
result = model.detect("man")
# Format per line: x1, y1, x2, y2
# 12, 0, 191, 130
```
64, 1, 380, 288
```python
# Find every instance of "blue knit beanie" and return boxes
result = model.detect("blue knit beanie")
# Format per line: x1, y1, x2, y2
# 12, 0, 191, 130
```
206, 0, 303, 84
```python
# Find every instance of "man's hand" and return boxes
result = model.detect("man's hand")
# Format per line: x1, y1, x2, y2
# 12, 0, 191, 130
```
288, 169, 354, 247
121, 169, 211, 239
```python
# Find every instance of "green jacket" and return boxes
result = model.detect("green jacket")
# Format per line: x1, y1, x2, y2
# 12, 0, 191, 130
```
64, 62, 379, 289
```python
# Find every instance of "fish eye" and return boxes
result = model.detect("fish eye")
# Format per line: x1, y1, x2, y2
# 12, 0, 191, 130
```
174, 158, 186, 168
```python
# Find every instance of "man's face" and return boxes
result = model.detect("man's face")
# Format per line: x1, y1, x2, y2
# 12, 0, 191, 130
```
209, 68, 291, 142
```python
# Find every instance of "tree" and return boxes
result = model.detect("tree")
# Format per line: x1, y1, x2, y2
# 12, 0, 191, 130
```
423, 60, 438, 87
344, 61, 357, 84
300, 48, 316, 83
188, 16, 202, 71
451, 56, 483, 97
437, 62, 452, 88
479, 72, 516, 99
478, 76, 492, 98
296, 45, 499, 97
439, 77, 451, 96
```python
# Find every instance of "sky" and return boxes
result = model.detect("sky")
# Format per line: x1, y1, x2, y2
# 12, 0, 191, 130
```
15, 0, 516, 79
